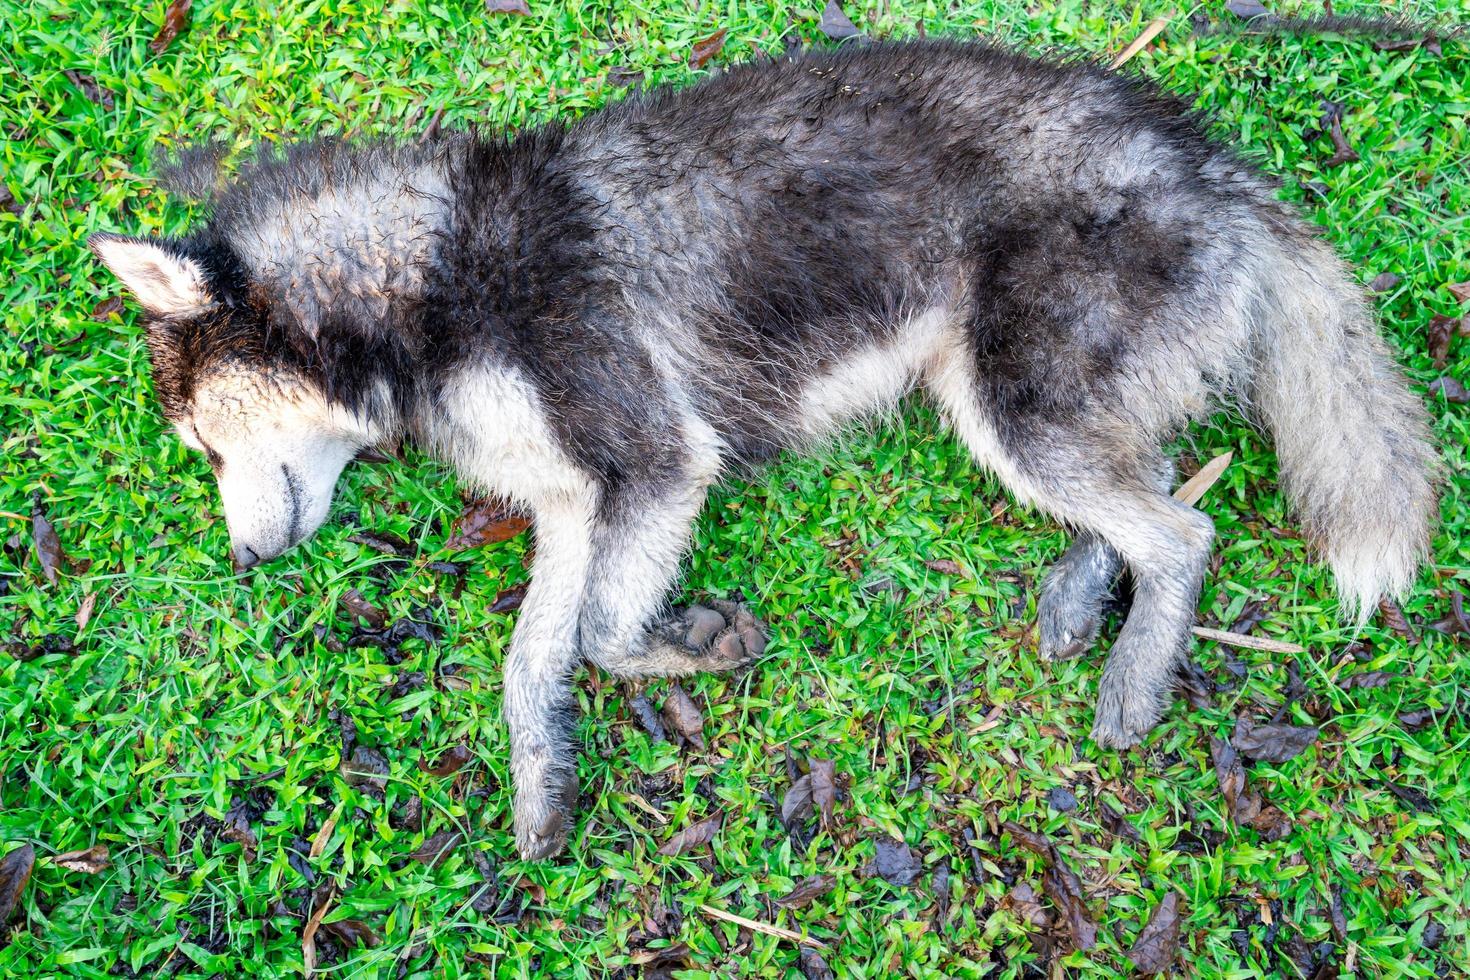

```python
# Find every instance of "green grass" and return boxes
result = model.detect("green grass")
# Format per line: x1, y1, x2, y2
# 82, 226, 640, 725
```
2, 0, 1469, 976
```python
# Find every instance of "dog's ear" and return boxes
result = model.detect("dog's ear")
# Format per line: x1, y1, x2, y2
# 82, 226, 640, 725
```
88, 233, 214, 317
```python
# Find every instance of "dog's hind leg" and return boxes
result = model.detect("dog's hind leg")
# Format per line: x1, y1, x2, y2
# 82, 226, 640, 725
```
926, 349, 1211, 748
1036, 458, 1175, 661
579, 474, 766, 680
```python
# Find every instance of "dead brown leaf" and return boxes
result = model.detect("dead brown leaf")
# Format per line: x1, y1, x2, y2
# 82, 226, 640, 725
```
486, 0, 531, 13
149, 0, 192, 56
488, 583, 527, 614
219, 800, 257, 861
319, 917, 381, 949
1446, 280, 1470, 305
819, 1, 861, 40
1428, 376, 1470, 404
50, 844, 110, 874
444, 498, 529, 550
661, 684, 706, 750
869, 836, 923, 887
1002, 821, 1097, 950
923, 558, 966, 577
1127, 891, 1183, 974
301, 883, 335, 977
775, 873, 836, 908
308, 815, 337, 860
409, 830, 463, 868
75, 591, 97, 631
418, 743, 473, 778
64, 70, 115, 109
809, 758, 837, 832
0, 844, 34, 925
1232, 716, 1319, 764
1428, 314, 1459, 368
1377, 597, 1416, 639
690, 29, 727, 69
31, 493, 67, 585
657, 812, 721, 856
341, 588, 387, 628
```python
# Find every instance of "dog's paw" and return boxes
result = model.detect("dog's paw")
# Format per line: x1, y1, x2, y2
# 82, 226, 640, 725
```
674, 601, 767, 671
1038, 597, 1101, 662
1037, 552, 1114, 661
513, 766, 578, 861
1090, 671, 1165, 748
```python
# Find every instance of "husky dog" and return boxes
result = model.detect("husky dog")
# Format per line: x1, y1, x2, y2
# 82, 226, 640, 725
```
91, 39, 1436, 859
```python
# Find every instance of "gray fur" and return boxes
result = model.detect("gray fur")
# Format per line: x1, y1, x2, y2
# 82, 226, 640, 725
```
90, 39, 1438, 859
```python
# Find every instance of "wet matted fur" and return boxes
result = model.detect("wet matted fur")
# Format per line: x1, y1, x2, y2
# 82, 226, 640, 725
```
90, 39, 1437, 860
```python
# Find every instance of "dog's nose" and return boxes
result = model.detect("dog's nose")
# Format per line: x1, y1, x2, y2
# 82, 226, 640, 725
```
232, 543, 261, 572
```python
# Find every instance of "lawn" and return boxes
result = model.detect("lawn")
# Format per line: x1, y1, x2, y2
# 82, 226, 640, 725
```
2, 0, 1469, 977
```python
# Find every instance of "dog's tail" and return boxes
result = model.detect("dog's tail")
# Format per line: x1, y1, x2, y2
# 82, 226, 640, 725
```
1248, 236, 1437, 625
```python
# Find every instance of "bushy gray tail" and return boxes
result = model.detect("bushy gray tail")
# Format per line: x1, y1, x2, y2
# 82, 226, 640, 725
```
1250, 238, 1437, 625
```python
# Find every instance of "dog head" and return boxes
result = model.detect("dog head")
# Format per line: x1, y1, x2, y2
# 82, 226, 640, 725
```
89, 232, 382, 570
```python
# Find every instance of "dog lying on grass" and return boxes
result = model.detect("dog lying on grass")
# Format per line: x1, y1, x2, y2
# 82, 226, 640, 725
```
91, 38, 1436, 859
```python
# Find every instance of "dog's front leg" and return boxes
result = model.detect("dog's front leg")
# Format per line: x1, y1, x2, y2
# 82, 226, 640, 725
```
503, 488, 595, 861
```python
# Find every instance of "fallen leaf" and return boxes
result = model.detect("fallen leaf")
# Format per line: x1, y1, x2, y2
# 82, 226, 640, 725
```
31, 493, 67, 585
818, 1, 861, 40
607, 65, 645, 88
301, 883, 334, 977
809, 758, 837, 832
1226, 0, 1270, 17
690, 29, 727, 69
775, 873, 836, 908
75, 591, 97, 630
347, 530, 413, 556
64, 69, 115, 109
53, 844, 111, 874
320, 917, 381, 949
1368, 272, 1400, 293
1211, 737, 1293, 840
488, 583, 527, 613
780, 773, 814, 830
0, 844, 34, 925
308, 815, 336, 860
629, 694, 666, 741
661, 685, 706, 750
340, 746, 390, 793
798, 948, 836, 980
409, 830, 464, 867
1127, 891, 1183, 973
1232, 716, 1319, 764
1428, 376, 1470, 404
219, 800, 257, 861
1002, 822, 1097, 950
1447, 280, 1470, 304
1099, 801, 1141, 841
91, 297, 123, 321
486, 0, 531, 13
1383, 781, 1433, 813
444, 498, 529, 550
418, 743, 472, 777
1337, 670, 1395, 690
1324, 114, 1359, 167
1377, 597, 1416, 639
1428, 314, 1459, 368
149, 0, 192, 56
923, 558, 966, 577
657, 813, 721, 856
1002, 881, 1050, 928
869, 836, 923, 887
1329, 885, 1348, 943
341, 588, 387, 629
